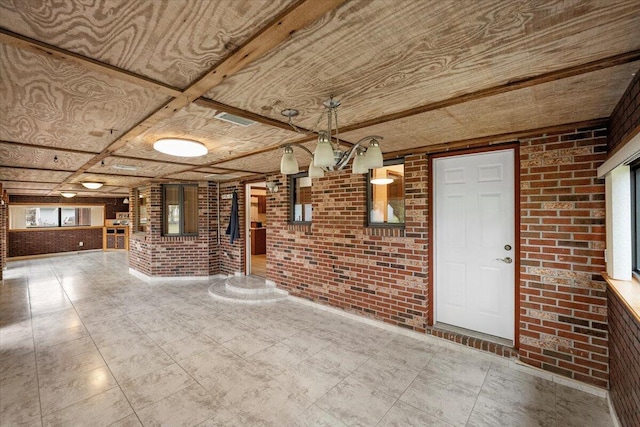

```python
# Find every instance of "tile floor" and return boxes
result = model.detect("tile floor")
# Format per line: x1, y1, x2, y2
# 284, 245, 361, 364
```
1, 251, 614, 426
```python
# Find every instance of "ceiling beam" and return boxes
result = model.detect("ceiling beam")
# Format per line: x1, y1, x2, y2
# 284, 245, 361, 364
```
48, 0, 347, 195
0, 28, 183, 98
0, 140, 101, 155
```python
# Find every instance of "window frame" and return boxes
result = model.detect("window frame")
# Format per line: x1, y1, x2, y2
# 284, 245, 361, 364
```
366, 158, 406, 228
289, 172, 312, 225
162, 184, 198, 237
134, 187, 148, 233
631, 160, 640, 276
8, 204, 105, 230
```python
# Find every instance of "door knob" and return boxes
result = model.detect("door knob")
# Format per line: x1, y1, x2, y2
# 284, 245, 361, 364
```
496, 257, 513, 264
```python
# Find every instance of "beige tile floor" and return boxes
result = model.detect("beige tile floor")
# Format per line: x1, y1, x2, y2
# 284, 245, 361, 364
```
0, 251, 614, 426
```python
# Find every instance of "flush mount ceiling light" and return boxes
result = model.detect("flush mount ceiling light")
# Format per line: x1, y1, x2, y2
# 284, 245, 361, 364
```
371, 169, 394, 185
153, 138, 208, 157
279, 98, 383, 177
81, 182, 103, 190
60, 192, 76, 198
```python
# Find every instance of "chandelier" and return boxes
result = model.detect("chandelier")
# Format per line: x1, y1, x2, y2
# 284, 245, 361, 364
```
279, 98, 383, 177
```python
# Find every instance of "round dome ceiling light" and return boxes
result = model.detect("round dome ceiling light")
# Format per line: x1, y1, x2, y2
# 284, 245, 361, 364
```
153, 138, 208, 157
82, 182, 103, 189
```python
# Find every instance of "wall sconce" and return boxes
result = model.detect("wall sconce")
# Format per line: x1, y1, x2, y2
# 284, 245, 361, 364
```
266, 182, 278, 194
123, 197, 130, 204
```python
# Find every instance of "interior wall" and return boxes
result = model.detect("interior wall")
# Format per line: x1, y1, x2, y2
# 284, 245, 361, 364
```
6, 195, 128, 258
217, 128, 609, 388
607, 66, 640, 153
128, 182, 210, 277
0, 185, 7, 280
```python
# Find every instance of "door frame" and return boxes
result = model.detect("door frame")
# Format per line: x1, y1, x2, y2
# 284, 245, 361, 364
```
428, 143, 520, 348
244, 181, 266, 276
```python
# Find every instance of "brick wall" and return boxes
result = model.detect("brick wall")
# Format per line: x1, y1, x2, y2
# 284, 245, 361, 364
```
0, 185, 7, 280
608, 66, 640, 153
216, 133, 609, 387
128, 182, 210, 277
6, 195, 128, 258
208, 182, 221, 276
8, 228, 103, 257
266, 153, 430, 331
218, 182, 245, 276
608, 289, 640, 427
519, 129, 609, 388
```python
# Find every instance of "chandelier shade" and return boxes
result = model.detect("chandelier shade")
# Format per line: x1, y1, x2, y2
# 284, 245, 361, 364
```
280, 146, 299, 175
352, 149, 369, 174
308, 159, 325, 178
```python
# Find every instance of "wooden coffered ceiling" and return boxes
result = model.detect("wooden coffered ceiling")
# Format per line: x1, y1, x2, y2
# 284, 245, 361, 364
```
1, 0, 639, 197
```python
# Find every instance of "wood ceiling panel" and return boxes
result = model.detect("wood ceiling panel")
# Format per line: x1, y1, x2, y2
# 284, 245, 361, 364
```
207, 0, 640, 129
112, 103, 304, 164
0, 0, 295, 88
214, 141, 315, 173
341, 62, 639, 154
2, 182, 58, 191
0, 142, 95, 171
0, 168, 72, 183
164, 171, 215, 181
70, 173, 150, 189
85, 157, 188, 177
0, 44, 170, 151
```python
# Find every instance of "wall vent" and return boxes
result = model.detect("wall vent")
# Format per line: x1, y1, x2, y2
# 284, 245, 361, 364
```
214, 112, 256, 127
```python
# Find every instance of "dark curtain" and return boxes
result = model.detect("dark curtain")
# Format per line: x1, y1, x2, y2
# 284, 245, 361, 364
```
225, 190, 240, 244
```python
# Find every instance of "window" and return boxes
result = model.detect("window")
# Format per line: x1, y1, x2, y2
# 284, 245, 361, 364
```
632, 161, 640, 274
135, 187, 148, 233
162, 184, 198, 236
289, 172, 312, 223
367, 159, 405, 226
9, 205, 104, 230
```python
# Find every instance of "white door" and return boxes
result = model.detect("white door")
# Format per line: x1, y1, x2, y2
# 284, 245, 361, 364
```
434, 149, 515, 341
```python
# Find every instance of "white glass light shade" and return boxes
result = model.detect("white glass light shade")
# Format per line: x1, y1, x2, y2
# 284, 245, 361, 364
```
280, 146, 299, 175
60, 192, 76, 198
364, 139, 383, 169
308, 159, 324, 178
352, 150, 369, 174
313, 131, 336, 167
81, 182, 103, 189
123, 198, 130, 204
153, 138, 208, 157
370, 177, 394, 185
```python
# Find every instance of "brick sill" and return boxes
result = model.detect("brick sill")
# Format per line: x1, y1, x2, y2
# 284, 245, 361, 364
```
602, 272, 640, 322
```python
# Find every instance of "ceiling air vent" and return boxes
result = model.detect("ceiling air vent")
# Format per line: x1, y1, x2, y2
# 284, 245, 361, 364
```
214, 112, 256, 127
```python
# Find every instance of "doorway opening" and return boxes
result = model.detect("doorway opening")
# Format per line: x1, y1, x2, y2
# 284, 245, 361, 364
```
245, 182, 267, 278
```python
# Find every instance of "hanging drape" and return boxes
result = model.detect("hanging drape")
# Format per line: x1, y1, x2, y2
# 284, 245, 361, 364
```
225, 190, 240, 244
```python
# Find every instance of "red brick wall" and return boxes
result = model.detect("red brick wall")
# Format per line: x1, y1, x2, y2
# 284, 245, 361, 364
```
519, 129, 609, 388
129, 182, 210, 277
208, 182, 220, 276
0, 185, 7, 280
608, 66, 640, 153
608, 289, 640, 427
218, 182, 245, 276
265, 154, 430, 331
8, 228, 103, 257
